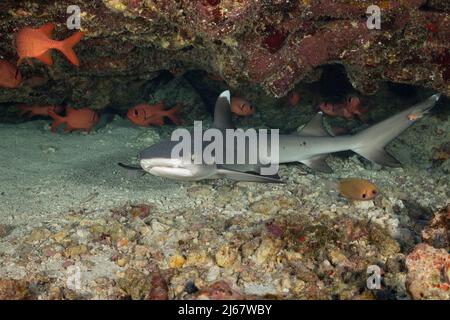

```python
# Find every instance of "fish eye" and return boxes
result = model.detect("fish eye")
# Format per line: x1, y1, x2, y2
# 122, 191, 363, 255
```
362, 193, 367, 198
134, 110, 138, 116
372, 190, 377, 194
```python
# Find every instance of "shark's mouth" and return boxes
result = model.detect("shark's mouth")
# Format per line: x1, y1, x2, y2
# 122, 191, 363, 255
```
140, 158, 217, 180
140, 158, 183, 171
140, 158, 194, 179
148, 167, 197, 178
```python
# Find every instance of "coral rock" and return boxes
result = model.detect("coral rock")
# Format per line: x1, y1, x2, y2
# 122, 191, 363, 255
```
1, 0, 448, 110
406, 243, 450, 300
422, 204, 450, 249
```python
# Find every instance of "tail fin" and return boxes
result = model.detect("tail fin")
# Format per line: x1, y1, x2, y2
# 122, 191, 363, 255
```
57, 31, 84, 66
17, 104, 30, 117
351, 94, 441, 167
165, 103, 182, 125
48, 109, 66, 133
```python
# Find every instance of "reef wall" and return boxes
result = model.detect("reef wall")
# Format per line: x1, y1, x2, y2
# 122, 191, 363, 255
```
0, 0, 448, 109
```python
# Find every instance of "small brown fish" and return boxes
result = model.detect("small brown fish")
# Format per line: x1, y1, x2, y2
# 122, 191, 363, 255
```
407, 109, 429, 121
287, 90, 301, 107
338, 178, 379, 201
231, 97, 255, 116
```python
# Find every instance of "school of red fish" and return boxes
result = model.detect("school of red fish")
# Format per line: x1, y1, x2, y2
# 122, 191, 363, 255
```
1, 23, 369, 134
1, 23, 265, 132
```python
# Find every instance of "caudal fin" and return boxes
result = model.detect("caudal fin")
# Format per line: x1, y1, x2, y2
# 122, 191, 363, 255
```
48, 109, 66, 133
351, 94, 441, 167
17, 104, 30, 117
57, 31, 84, 66
166, 103, 182, 125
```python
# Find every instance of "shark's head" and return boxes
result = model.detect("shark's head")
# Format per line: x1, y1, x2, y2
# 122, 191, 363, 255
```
139, 140, 219, 181
135, 90, 283, 183
137, 91, 235, 181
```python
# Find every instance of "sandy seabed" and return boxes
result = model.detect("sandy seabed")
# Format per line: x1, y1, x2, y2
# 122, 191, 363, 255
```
0, 114, 448, 299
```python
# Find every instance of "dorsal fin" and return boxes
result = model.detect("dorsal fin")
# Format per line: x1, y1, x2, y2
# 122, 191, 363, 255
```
213, 90, 236, 130
298, 112, 330, 137
39, 23, 55, 37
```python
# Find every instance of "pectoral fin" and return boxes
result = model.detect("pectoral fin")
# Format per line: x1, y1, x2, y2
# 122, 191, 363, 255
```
217, 168, 284, 183
301, 155, 333, 173
118, 163, 147, 177
36, 50, 53, 66
118, 162, 145, 171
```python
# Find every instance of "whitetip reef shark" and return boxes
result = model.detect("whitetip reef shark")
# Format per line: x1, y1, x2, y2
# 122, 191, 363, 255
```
119, 91, 441, 183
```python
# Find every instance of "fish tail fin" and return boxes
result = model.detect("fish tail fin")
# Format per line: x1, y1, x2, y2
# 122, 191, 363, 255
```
14, 65, 21, 80
58, 31, 84, 66
166, 103, 182, 125
17, 104, 30, 116
48, 109, 65, 133
351, 94, 440, 167
47, 109, 63, 120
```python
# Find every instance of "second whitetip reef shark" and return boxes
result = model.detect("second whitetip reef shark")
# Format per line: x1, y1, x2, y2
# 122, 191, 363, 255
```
119, 91, 441, 183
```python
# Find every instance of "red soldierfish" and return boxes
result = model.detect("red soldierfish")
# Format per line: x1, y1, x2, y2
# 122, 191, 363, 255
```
48, 107, 99, 133
16, 23, 84, 66
0, 59, 22, 88
127, 101, 182, 127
